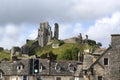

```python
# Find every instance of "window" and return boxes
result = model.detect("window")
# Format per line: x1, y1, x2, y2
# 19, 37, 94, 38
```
0, 72, 2, 79
118, 67, 120, 73
104, 58, 108, 65
98, 76, 102, 80
39, 65, 43, 72
55, 63, 61, 72
68, 63, 76, 73
23, 75, 28, 80
17, 65, 24, 72
56, 77, 61, 80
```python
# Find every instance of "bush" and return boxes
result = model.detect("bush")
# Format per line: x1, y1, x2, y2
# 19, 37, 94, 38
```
59, 40, 65, 46
40, 51, 57, 60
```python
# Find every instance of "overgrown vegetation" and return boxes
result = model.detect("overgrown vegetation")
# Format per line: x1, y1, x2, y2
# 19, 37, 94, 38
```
40, 51, 57, 60
57, 47, 79, 60
0, 50, 10, 60
23, 39, 98, 61
34, 42, 95, 60
25, 40, 35, 47
0, 38, 100, 61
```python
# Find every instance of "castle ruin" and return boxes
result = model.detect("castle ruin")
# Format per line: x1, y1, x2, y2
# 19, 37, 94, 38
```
54, 23, 59, 40
38, 22, 59, 47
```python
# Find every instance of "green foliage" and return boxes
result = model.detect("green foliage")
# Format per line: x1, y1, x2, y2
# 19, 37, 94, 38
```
57, 47, 79, 60
96, 42, 102, 48
59, 40, 65, 46
34, 41, 95, 60
88, 40, 96, 46
35, 45, 52, 55
72, 48, 79, 60
52, 40, 64, 46
40, 51, 57, 60
0, 51, 10, 60
25, 40, 35, 47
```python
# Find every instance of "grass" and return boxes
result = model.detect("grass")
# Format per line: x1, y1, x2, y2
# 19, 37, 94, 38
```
35, 42, 94, 56
23, 39, 96, 58
0, 50, 10, 60
25, 40, 35, 47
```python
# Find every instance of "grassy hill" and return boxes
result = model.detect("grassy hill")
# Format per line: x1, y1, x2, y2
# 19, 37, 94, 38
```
34, 43, 93, 55
25, 39, 95, 55
0, 50, 10, 60
0, 39, 97, 61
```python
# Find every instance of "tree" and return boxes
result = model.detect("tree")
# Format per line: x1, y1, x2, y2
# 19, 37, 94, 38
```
71, 48, 79, 60
96, 42, 102, 48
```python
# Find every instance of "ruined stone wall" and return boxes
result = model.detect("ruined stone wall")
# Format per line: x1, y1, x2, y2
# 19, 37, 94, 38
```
38, 22, 52, 47
54, 23, 59, 40
64, 37, 80, 43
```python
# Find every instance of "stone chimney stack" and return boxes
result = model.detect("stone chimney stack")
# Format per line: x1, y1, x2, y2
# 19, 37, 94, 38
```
54, 23, 59, 40
111, 34, 120, 46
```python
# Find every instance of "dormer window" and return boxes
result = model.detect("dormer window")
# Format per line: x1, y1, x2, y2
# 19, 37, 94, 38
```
17, 63, 24, 72
68, 63, 76, 73
0, 72, 2, 79
55, 63, 61, 72
39, 63, 43, 72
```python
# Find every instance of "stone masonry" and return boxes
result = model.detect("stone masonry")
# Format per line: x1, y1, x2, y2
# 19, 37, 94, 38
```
38, 22, 59, 47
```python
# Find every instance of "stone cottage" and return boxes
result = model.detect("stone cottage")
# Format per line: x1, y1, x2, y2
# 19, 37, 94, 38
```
84, 34, 120, 80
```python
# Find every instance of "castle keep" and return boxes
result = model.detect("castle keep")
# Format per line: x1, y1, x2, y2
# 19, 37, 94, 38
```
38, 22, 59, 47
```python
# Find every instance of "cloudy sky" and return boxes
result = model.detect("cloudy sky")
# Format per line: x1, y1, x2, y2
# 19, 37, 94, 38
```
0, 0, 120, 49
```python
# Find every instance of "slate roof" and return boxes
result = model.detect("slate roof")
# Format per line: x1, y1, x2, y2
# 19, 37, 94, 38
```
93, 48, 106, 56
83, 54, 94, 70
74, 64, 83, 77
0, 59, 81, 76
38, 59, 78, 76
0, 59, 30, 76
87, 46, 111, 70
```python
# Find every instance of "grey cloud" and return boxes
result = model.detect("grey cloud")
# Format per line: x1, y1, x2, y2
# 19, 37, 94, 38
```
0, 0, 120, 24
0, 0, 72, 24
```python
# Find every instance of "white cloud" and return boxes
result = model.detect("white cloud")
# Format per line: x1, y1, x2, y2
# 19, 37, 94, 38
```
59, 12, 120, 48
28, 29, 38, 39
59, 24, 72, 39
85, 12, 120, 47
0, 0, 120, 24
68, 0, 120, 21
72, 23, 84, 36
0, 24, 37, 49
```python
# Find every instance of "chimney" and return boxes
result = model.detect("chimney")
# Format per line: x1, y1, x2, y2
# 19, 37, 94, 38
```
111, 34, 120, 46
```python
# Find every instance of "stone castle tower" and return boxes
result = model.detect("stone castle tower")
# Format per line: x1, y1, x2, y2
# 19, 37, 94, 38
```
38, 22, 59, 47
38, 22, 52, 47
54, 23, 59, 40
